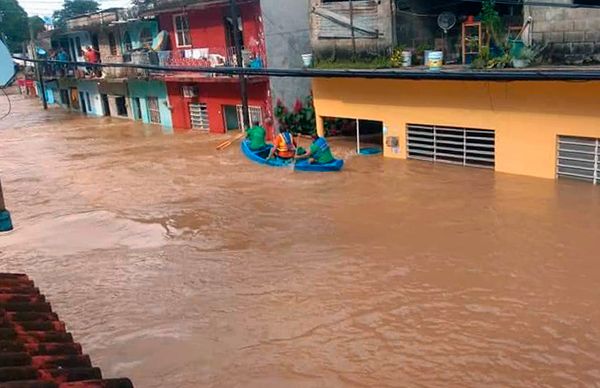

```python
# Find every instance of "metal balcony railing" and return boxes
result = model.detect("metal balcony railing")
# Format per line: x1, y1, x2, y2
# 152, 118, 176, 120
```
155, 47, 262, 72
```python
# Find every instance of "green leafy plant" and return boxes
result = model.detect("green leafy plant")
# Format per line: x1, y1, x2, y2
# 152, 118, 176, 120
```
390, 45, 407, 67
414, 43, 432, 64
486, 53, 512, 69
274, 95, 317, 136
480, 0, 503, 47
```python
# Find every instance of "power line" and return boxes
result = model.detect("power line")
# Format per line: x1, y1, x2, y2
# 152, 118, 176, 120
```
15, 56, 600, 81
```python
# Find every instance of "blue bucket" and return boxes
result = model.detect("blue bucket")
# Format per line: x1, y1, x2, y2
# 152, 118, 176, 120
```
0, 210, 13, 232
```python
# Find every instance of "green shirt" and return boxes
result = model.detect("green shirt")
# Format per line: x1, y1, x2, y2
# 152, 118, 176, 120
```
246, 125, 267, 150
310, 141, 335, 164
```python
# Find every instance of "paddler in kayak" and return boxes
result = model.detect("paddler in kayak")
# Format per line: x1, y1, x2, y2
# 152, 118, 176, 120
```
267, 127, 297, 160
245, 119, 268, 151
295, 135, 336, 165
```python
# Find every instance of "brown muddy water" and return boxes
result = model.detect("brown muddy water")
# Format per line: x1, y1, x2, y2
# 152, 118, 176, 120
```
1, 94, 599, 388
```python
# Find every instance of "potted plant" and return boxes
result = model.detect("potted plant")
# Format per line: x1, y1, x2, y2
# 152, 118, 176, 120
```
390, 46, 410, 68
512, 46, 538, 68
413, 43, 432, 66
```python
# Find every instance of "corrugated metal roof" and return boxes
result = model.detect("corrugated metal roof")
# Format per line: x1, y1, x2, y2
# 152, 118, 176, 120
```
0, 273, 133, 388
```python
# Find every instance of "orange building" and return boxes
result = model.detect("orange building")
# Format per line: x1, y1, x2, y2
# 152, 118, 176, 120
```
312, 73, 600, 184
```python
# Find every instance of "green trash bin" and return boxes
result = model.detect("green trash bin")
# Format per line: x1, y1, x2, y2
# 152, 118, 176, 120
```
509, 39, 525, 58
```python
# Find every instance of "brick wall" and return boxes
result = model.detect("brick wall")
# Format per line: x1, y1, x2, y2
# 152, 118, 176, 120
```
97, 30, 131, 79
526, 0, 600, 64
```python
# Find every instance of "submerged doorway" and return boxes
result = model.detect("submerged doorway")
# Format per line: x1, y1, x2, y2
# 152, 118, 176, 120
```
223, 105, 239, 131
322, 117, 384, 155
132, 97, 142, 120
70, 88, 80, 110
115, 96, 128, 117
356, 120, 384, 155
101, 94, 110, 116
79, 92, 87, 114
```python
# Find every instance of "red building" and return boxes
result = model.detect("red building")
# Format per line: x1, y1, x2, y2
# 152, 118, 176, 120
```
146, 0, 274, 136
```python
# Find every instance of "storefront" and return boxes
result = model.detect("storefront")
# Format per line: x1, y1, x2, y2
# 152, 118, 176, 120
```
313, 76, 600, 183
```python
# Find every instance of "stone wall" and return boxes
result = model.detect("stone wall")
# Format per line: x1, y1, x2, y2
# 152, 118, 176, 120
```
526, 0, 600, 64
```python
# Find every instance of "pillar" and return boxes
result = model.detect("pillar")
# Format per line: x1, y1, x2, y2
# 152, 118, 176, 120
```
316, 116, 325, 137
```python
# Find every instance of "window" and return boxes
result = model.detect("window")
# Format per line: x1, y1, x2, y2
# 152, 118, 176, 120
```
173, 14, 191, 47
557, 136, 600, 184
407, 124, 495, 169
147, 97, 161, 124
108, 32, 118, 56
189, 103, 209, 130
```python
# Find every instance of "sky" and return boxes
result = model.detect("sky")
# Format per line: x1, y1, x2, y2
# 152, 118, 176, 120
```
18, 0, 132, 17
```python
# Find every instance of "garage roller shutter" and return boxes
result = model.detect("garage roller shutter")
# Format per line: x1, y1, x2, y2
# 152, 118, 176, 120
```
407, 124, 495, 169
557, 136, 599, 184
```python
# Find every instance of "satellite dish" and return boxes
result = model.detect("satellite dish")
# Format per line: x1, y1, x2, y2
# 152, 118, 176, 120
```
0, 40, 16, 88
437, 12, 457, 34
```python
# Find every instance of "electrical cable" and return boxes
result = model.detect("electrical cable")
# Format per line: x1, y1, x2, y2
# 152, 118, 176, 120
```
16, 56, 600, 82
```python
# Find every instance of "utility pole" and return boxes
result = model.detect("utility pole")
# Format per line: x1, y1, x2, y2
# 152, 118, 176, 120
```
349, 0, 356, 61
29, 21, 47, 110
229, 0, 250, 131
0, 179, 13, 232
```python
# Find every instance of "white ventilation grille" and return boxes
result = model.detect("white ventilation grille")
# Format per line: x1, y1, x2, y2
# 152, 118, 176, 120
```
190, 103, 209, 131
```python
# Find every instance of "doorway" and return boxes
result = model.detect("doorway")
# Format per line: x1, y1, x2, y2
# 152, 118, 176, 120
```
79, 92, 87, 114
60, 89, 70, 107
356, 120, 384, 154
224, 16, 244, 64
321, 117, 384, 155
115, 96, 128, 117
101, 94, 110, 116
132, 97, 142, 120
236, 105, 262, 132
70, 88, 80, 110
223, 105, 240, 131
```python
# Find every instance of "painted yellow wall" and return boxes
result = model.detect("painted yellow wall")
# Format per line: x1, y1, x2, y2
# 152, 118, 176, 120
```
312, 78, 600, 179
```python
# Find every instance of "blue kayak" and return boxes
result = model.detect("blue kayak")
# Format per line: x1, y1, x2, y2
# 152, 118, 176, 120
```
241, 140, 344, 172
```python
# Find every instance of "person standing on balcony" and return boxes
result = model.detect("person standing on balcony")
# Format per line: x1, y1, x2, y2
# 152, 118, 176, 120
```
56, 48, 69, 77
84, 46, 100, 77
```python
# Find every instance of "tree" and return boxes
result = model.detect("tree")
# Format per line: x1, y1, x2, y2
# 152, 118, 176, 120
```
29, 16, 46, 38
0, 0, 29, 53
53, 0, 100, 28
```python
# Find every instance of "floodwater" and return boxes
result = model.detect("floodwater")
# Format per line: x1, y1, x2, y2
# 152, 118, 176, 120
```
1, 93, 600, 388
